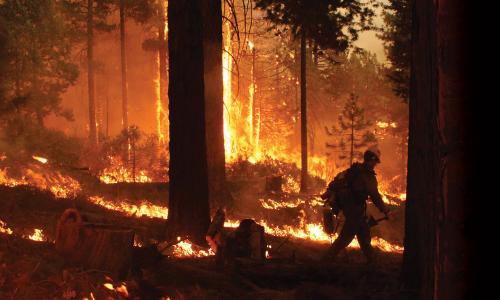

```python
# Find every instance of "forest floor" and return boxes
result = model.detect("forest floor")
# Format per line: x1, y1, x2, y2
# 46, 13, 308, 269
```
0, 167, 404, 299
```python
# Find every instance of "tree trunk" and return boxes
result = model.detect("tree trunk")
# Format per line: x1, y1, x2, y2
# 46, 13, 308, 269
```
350, 117, 354, 166
167, 0, 210, 243
401, 1, 472, 299
201, 0, 228, 209
87, 0, 97, 144
299, 30, 308, 193
120, 0, 128, 130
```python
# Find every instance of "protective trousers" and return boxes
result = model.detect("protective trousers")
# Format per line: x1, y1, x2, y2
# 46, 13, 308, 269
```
325, 204, 373, 262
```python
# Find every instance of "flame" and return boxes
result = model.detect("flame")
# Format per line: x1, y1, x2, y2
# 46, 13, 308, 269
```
223, 217, 402, 253
157, 237, 214, 257
223, 21, 233, 161
32, 155, 48, 164
83, 292, 96, 300
89, 196, 168, 219
171, 239, 214, 257
155, 62, 166, 144
99, 156, 153, 184
0, 167, 81, 198
84, 196, 403, 253
376, 121, 389, 128
0, 219, 13, 235
28, 228, 45, 241
259, 198, 305, 209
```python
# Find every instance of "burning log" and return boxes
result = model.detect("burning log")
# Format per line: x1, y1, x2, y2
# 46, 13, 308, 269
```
55, 209, 134, 278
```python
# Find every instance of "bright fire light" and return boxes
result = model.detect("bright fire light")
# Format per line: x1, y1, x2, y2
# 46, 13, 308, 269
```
89, 196, 168, 219
0, 166, 81, 198
28, 228, 45, 241
32, 155, 48, 164
0, 219, 13, 235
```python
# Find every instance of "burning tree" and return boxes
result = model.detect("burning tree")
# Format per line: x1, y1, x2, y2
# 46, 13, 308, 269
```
255, 0, 374, 192
326, 93, 377, 167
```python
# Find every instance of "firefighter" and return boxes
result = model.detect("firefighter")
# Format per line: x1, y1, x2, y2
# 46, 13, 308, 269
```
323, 148, 390, 263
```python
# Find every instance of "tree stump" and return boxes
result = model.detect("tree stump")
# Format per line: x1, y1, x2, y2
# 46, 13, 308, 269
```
55, 209, 134, 277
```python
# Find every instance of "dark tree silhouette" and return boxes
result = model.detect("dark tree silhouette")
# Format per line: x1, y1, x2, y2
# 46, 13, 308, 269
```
401, 0, 474, 298
167, 0, 210, 243
202, 0, 228, 209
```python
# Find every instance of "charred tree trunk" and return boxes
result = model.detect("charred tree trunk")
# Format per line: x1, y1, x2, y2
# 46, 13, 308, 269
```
120, 0, 128, 130
201, 0, 228, 209
167, 0, 210, 243
401, 1, 472, 299
299, 30, 308, 193
87, 0, 97, 144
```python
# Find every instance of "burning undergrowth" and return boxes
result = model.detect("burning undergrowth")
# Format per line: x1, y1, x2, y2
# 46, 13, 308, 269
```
0, 158, 404, 298
82, 127, 168, 184
0, 158, 81, 199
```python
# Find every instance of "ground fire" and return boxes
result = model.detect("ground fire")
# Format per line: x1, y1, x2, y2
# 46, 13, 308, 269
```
0, 0, 474, 299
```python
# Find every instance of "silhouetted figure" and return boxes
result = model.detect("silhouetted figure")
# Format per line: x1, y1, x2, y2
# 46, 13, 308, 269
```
323, 149, 389, 263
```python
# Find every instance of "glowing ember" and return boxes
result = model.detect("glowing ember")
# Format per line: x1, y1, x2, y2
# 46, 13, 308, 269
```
89, 196, 168, 219
28, 228, 45, 241
32, 155, 48, 164
0, 219, 13, 235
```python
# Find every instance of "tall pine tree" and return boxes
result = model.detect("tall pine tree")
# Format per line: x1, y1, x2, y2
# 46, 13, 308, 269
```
255, 0, 374, 192
379, 0, 411, 101
326, 93, 377, 167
